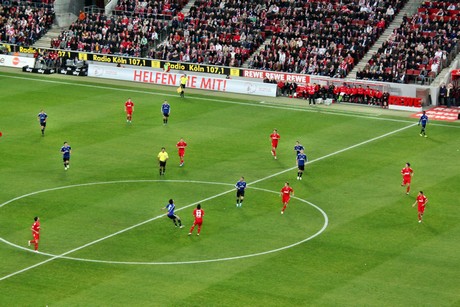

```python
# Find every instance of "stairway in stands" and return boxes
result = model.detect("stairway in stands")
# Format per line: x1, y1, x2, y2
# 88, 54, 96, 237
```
346, 0, 422, 80
241, 36, 272, 69
34, 26, 66, 49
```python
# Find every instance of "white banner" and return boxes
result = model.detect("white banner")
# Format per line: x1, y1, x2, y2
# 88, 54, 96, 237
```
243, 69, 311, 84
0, 54, 35, 68
88, 64, 277, 97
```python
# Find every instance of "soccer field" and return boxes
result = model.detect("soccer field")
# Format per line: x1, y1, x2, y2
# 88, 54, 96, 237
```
0, 69, 459, 306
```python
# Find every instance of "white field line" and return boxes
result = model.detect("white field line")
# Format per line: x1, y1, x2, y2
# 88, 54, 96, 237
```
3, 73, 459, 127
0, 122, 416, 280
250, 123, 418, 185
0, 185, 328, 265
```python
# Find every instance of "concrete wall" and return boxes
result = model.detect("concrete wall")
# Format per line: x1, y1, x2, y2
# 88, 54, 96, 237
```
105, 0, 118, 15
53, 0, 85, 28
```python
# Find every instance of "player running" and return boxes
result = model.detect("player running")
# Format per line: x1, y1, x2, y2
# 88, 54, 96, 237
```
280, 182, 294, 214
124, 98, 134, 123
296, 149, 308, 180
37, 110, 47, 136
401, 162, 414, 195
270, 129, 280, 159
294, 141, 304, 156
28, 216, 40, 252
235, 176, 247, 207
412, 191, 428, 223
161, 100, 171, 125
176, 138, 188, 167
163, 199, 184, 228
418, 111, 428, 137
188, 203, 204, 236
61, 141, 72, 170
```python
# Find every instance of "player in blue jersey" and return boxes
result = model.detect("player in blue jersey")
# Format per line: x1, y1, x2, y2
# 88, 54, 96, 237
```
296, 149, 308, 180
418, 111, 428, 137
294, 141, 304, 156
235, 177, 247, 207
37, 110, 47, 136
162, 199, 184, 228
161, 100, 170, 125
60, 141, 72, 170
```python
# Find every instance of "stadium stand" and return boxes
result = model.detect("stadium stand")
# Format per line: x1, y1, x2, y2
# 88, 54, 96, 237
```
247, 0, 406, 77
113, 0, 188, 17
2, 0, 460, 106
357, 0, 460, 84
154, 0, 266, 66
0, 0, 55, 46
50, 1, 189, 57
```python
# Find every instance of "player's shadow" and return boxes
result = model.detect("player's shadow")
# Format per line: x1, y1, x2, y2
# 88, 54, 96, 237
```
422, 137, 443, 145
418, 222, 439, 235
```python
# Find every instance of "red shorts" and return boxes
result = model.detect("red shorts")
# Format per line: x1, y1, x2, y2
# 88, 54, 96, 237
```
282, 196, 290, 203
194, 219, 202, 226
272, 141, 278, 148
403, 177, 411, 185
418, 205, 425, 214
178, 149, 185, 157
33, 233, 40, 240
126, 110, 133, 115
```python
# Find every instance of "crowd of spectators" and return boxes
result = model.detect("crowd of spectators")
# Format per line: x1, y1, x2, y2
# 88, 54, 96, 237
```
50, 1, 189, 57
113, 0, 187, 17
0, 0, 55, 46
154, 0, 267, 66
357, 1, 460, 84
247, 0, 405, 77
0, 0, 408, 75
51, 12, 170, 57
439, 82, 459, 107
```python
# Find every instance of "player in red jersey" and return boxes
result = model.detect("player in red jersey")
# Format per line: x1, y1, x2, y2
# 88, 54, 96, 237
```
412, 191, 428, 223
280, 182, 294, 214
28, 216, 40, 252
188, 203, 205, 236
176, 137, 188, 167
270, 129, 280, 159
124, 98, 134, 123
401, 162, 414, 194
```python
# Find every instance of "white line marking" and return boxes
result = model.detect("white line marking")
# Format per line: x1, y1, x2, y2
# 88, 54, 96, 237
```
0, 122, 415, 280
250, 123, 418, 184
0, 184, 328, 265
3, 73, 458, 127
0, 180, 232, 209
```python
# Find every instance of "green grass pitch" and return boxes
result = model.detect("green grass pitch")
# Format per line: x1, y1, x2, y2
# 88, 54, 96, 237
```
0, 69, 459, 306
